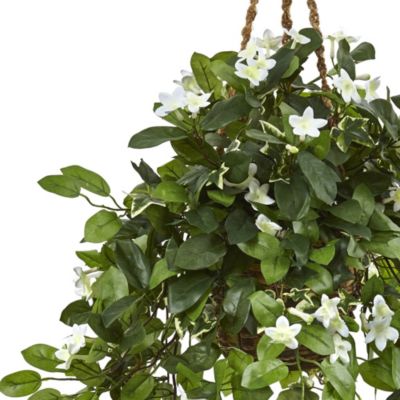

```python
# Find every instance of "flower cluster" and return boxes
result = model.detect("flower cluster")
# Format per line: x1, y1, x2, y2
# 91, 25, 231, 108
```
55, 324, 87, 369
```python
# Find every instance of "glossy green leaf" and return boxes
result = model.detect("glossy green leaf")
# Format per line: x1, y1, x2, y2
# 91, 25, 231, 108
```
261, 255, 291, 285
168, 272, 214, 314
0, 370, 42, 397
297, 324, 335, 355
128, 126, 187, 149
257, 335, 285, 360
351, 42, 376, 63
329, 200, 363, 224
241, 359, 288, 389
38, 175, 80, 198
225, 208, 258, 245
28, 389, 62, 400
321, 360, 355, 400
360, 358, 396, 391
238, 232, 281, 261
115, 239, 151, 289
121, 374, 155, 400
61, 165, 110, 196
175, 234, 226, 270
207, 190, 235, 207
153, 181, 188, 203
249, 291, 283, 327
21, 344, 60, 373
149, 258, 178, 289
101, 295, 136, 328
190, 52, 222, 95
186, 206, 219, 234
84, 210, 122, 243
298, 151, 340, 205
304, 263, 334, 294
361, 276, 384, 304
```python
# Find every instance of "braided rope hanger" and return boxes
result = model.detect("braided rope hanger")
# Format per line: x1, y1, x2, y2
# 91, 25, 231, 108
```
240, 0, 332, 106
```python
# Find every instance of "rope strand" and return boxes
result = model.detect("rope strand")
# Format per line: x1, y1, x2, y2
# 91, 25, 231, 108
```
240, 0, 259, 50
281, 0, 293, 44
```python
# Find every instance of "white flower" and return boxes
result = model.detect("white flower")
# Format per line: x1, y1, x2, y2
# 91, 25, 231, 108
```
365, 77, 381, 102
265, 316, 302, 349
333, 69, 361, 103
328, 316, 350, 338
288, 307, 314, 325
366, 317, 399, 351
372, 295, 394, 320
235, 60, 269, 87
245, 179, 275, 209
185, 91, 211, 115
253, 52, 277, 72
174, 70, 202, 94
256, 214, 282, 235
55, 347, 75, 370
257, 29, 282, 55
313, 294, 339, 327
74, 267, 102, 299
326, 31, 359, 59
289, 106, 327, 140
367, 262, 380, 279
330, 334, 352, 364
238, 39, 259, 61
224, 162, 257, 190
388, 184, 400, 212
65, 324, 87, 354
155, 87, 187, 117
284, 28, 311, 48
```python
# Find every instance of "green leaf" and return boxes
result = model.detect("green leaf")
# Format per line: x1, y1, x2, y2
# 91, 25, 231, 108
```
152, 181, 188, 203
304, 263, 334, 294
168, 272, 214, 314
297, 324, 335, 355
101, 295, 136, 328
309, 243, 336, 265
337, 39, 355, 79
295, 28, 323, 60
0, 370, 42, 397
361, 236, 400, 258
149, 258, 178, 290
60, 300, 91, 326
175, 234, 226, 270
360, 358, 396, 391
257, 335, 285, 360
249, 291, 283, 327
275, 177, 310, 220
369, 209, 400, 232
223, 278, 256, 334
298, 151, 340, 205
210, 59, 245, 90
181, 343, 220, 373
361, 276, 384, 305
75, 250, 111, 269
28, 389, 62, 400
21, 344, 60, 373
241, 359, 289, 389
278, 388, 319, 400
115, 239, 151, 289
352, 183, 375, 225
321, 360, 355, 400
329, 200, 363, 224
201, 94, 252, 131
282, 233, 310, 267
238, 232, 281, 261
190, 52, 222, 95
261, 255, 291, 285
61, 165, 110, 197
121, 374, 155, 400
207, 190, 235, 207
131, 159, 161, 185
128, 126, 187, 149
265, 48, 296, 90
350, 42, 376, 63
91, 266, 129, 305
225, 208, 258, 245
38, 175, 80, 198
393, 347, 400, 389
84, 210, 122, 243
186, 206, 219, 234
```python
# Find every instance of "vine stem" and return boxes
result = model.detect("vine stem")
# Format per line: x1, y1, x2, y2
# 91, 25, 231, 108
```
79, 193, 127, 212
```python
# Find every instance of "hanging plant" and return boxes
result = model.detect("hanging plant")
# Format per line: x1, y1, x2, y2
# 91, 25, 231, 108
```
1, 1, 400, 399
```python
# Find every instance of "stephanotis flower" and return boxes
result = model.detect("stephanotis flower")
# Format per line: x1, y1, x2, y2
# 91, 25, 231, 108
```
245, 179, 275, 210
257, 29, 282, 55
185, 92, 211, 115
313, 294, 349, 337
255, 214, 282, 235
364, 77, 381, 102
372, 295, 394, 320
326, 31, 359, 59
73, 266, 102, 299
155, 87, 187, 117
284, 28, 311, 48
288, 307, 315, 325
253, 51, 277, 71
333, 69, 361, 103
386, 183, 400, 212
367, 262, 380, 279
238, 39, 259, 61
265, 316, 302, 349
174, 70, 202, 94
330, 334, 352, 364
55, 324, 87, 369
289, 106, 327, 140
235, 60, 269, 87
366, 317, 399, 351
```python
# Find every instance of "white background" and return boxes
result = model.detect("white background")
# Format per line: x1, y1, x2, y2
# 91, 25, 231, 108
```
0, 1, 399, 399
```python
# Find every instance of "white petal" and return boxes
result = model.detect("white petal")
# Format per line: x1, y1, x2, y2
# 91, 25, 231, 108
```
386, 327, 399, 342
375, 335, 387, 351
276, 316, 290, 329
286, 338, 299, 349
290, 323, 302, 336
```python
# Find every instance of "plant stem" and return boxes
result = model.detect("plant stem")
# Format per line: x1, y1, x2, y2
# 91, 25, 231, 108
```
80, 193, 127, 212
